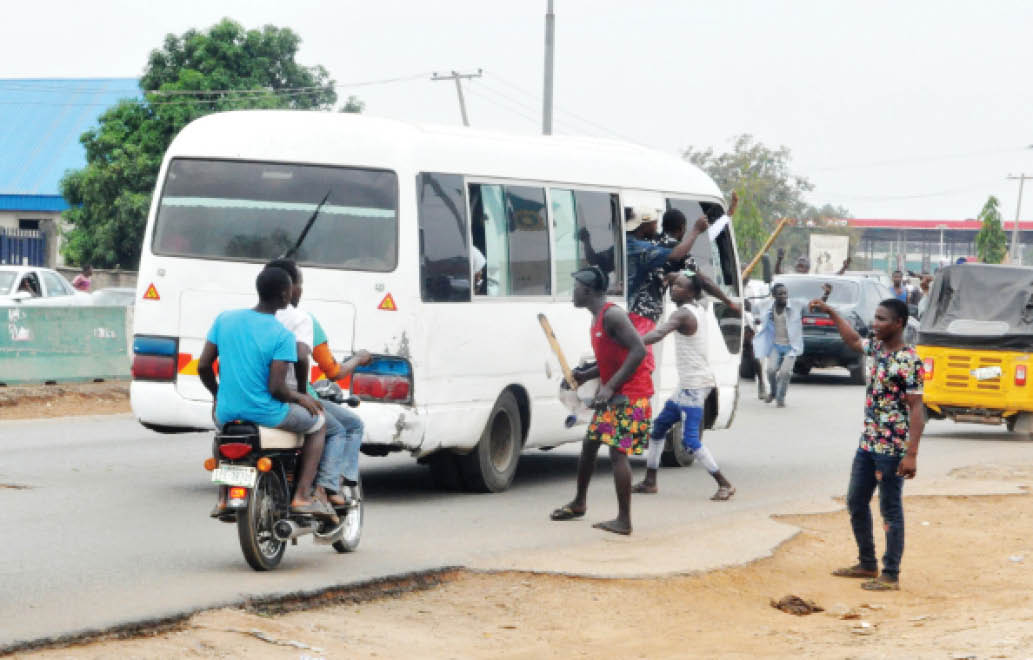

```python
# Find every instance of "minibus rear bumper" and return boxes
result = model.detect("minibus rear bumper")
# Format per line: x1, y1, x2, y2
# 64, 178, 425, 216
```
130, 381, 427, 452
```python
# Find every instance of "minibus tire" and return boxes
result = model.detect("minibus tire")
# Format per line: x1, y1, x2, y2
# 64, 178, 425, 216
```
460, 392, 523, 492
661, 421, 697, 468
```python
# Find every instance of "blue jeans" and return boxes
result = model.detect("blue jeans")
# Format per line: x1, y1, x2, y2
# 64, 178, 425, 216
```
651, 395, 705, 451
846, 448, 905, 578
765, 344, 796, 403
315, 402, 364, 490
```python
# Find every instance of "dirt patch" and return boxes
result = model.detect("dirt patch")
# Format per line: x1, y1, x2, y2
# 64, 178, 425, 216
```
14, 492, 1033, 659
0, 381, 130, 420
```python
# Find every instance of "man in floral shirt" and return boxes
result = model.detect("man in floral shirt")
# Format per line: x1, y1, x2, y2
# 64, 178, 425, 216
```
808, 296, 925, 591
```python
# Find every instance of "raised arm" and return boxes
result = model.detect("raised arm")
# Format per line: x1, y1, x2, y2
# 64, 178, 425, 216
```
774, 248, 785, 275
668, 216, 710, 262
696, 272, 742, 317
836, 256, 852, 275
808, 299, 863, 353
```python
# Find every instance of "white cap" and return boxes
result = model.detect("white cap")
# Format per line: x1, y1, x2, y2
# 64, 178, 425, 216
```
625, 205, 658, 232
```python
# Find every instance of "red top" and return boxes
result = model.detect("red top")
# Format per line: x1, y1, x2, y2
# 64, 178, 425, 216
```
591, 303, 653, 399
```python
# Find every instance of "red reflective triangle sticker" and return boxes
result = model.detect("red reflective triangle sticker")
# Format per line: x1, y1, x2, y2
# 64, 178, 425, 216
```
143, 284, 160, 300
377, 293, 397, 311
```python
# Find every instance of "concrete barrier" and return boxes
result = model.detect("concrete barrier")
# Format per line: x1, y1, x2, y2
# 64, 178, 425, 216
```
0, 305, 131, 385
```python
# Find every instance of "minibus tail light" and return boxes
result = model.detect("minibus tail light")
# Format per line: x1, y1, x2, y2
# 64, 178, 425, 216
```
923, 357, 934, 380
132, 354, 177, 381
1016, 365, 1026, 386
351, 356, 413, 404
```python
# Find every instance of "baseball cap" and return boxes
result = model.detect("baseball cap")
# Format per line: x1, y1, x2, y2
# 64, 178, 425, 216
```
625, 205, 658, 232
571, 266, 608, 292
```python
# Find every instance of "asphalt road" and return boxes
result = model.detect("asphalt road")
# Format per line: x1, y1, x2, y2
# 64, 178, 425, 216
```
3, 371, 1032, 647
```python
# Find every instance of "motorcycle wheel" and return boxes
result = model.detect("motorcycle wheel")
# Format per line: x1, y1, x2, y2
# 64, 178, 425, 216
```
237, 470, 288, 571
332, 479, 364, 553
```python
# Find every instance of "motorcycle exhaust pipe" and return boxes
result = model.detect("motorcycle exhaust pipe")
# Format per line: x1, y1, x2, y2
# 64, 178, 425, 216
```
273, 518, 318, 542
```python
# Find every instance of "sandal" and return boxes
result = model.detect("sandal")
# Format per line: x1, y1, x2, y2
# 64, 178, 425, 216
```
861, 576, 900, 591
711, 485, 735, 501
632, 481, 658, 494
831, 564, 879, 578
550, 504, 585, 521
592, 519, 632, 535
291, 498, 337, 521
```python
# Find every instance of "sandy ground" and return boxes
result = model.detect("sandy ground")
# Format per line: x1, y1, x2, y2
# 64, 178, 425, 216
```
14, 470, 1033, 659
0, 382, 130, 420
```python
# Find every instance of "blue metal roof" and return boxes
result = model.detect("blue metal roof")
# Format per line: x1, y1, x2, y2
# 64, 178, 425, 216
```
0, 78, 140, 196
0, 194, 69, 212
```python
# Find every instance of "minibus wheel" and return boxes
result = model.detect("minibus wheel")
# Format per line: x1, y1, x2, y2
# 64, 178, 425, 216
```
459, 391, 523, 492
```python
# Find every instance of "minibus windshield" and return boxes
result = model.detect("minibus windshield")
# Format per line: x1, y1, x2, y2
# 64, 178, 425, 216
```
152, 159, 398, 271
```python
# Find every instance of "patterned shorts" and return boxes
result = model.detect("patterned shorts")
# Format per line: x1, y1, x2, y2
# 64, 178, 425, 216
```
585, 397, 652, 455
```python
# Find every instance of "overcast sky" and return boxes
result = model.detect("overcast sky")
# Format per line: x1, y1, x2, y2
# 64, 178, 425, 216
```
3, 0, 1032, 220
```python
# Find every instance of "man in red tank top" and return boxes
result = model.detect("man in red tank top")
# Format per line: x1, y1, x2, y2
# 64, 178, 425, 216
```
549, 266, 652, 535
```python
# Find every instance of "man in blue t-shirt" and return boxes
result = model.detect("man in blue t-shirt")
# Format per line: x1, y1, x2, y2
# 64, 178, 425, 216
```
198, 267, 333, 518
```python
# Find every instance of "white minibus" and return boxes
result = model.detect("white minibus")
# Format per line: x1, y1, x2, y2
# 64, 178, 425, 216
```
130, 110, 744, 492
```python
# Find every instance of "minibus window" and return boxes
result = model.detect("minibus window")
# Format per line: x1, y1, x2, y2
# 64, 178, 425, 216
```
469, 183, 550, 297
152, 159, 398, 272
552, 189, 623, 297
417, 173, 471, 303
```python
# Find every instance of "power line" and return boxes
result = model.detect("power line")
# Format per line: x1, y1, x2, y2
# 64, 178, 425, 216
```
819, 179, 1003, 201
464, 86, 540, 126
811, 147, 1027, 173
430, 70, 482, 127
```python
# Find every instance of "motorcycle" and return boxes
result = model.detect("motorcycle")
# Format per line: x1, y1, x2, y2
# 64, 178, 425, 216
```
206, 380, 363, 571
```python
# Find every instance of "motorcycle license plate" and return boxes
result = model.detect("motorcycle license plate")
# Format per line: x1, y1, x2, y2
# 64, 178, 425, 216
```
212, 464, 257, 488
971, 366, 1002, 381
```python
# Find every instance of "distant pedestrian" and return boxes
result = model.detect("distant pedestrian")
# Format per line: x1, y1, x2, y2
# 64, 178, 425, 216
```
634, 270, 737, 500
753, 283, 804, 407
550, 266, 652, 535
890, 270, 907, 302
809, 296, 924, 591
72, 265, 93, 292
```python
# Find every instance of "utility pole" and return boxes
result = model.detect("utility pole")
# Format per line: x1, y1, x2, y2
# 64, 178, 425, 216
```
542, 0, 556, 135
431, 70, 482, 127
1007, 173, 1032, 263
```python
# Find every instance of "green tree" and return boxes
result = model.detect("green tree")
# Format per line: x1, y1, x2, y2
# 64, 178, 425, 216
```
975, 195, 1008, 264
683, 134, 852, 266
340, 95, 365, 113
60, 18, 346, 268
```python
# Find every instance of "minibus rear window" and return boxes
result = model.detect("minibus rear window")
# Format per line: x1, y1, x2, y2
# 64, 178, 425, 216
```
152, 159, 398, 272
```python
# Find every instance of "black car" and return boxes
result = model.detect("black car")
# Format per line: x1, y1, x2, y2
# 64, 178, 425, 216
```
771, 274, 919, 384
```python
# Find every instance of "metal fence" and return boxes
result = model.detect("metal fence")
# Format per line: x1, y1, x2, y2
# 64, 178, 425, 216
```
0, 228, 46, 266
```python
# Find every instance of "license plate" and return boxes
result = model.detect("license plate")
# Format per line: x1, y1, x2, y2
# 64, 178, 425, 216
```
971, 366, 1002, 381
212, 464, 257, 488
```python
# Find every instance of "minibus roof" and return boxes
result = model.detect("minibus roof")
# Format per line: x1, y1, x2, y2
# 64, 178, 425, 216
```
165, 110, 723, 200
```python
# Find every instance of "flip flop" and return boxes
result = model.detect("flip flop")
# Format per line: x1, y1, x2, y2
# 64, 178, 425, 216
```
711, 486, 736, 501
550, 504, 585, 521
831, 564, 879, 578
592, 519, 632, 535
291, 499, 337, 522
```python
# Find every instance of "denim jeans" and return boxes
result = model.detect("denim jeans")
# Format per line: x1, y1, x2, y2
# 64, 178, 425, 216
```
651, 389, 708, 451
846, 448, 905, 578
765, 344, 796, 403
315, 401, 364, 490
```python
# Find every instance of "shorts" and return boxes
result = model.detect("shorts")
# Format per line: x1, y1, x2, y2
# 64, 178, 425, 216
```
276, 403, 325, 434
585, 397, 652, 455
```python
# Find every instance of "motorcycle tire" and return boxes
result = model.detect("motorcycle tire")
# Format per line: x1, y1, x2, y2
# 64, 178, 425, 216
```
332, 479, 364, 553
237, 470, 288, 571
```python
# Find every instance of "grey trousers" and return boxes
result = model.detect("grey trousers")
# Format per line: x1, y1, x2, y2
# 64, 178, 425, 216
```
765, 345, 796, 404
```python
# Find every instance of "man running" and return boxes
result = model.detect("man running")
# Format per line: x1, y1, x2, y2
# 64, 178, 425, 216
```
550, 266, 652, 535
753, 283, 804, 407
809, 296, 924, 591
197, 266, 330, 518
634, 270, 737, 500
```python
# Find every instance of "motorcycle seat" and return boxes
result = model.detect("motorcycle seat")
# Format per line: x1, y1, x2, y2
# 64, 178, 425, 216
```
257, 426, 305, 450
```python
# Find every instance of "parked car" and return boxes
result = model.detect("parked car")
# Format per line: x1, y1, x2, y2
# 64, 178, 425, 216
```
770, 274, 919, 383
0, 266, 91, 306
91, 287, 136, 307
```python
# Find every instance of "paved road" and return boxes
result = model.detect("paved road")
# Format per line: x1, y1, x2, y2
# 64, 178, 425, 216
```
3, 372, 1032, 647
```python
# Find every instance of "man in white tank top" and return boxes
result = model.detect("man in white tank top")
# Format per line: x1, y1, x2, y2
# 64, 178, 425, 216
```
636, 270, 737, 500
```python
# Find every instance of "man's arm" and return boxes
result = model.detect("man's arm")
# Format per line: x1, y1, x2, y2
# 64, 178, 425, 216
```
594, 308, 646, 404
667, 216, 710, 262
293, 342, 311, 395
312, 344, 372, 381
836, 256, 852, 275
642, 308, 694, 345
726, 191, 739, 217
269, 360, 322, 415
808, 299, 863, 353
198, 341, 219, 400
774, 248, 785, 275
897, 393, 925, 478
695, 272, 742, 317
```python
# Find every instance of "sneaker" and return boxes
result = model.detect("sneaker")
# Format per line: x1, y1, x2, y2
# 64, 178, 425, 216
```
776, 400, 786, 408
764, 395, 774, 404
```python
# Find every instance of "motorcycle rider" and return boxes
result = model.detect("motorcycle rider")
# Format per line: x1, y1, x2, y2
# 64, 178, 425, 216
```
197, 266, 331, 518
265, 258, 372, 509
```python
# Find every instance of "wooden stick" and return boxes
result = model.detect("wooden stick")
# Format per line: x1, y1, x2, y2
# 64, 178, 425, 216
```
537, 313, 578, 390
741, 216, 792, 281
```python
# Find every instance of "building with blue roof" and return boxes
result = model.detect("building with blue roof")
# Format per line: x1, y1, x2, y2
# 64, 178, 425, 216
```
0, 78, 140, 265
